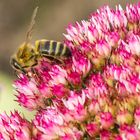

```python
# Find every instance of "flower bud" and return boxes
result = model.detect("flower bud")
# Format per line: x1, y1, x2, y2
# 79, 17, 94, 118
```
100, 112, 114, 129
86, 122, 99, 137
116, 110, 133, 125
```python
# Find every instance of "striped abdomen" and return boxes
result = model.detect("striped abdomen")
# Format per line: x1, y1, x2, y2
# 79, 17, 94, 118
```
35, 40, 71, 58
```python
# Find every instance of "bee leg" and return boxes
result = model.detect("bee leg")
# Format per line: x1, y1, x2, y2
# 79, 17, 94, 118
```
15, 71, 20, 77
57, 58, 64, 65
14, 68, 26, 77
52, 58, 63, 65
49, 56, 64, 65
30, 67, 41, 84
42, 55, 62, 65
21, 67, 27, 74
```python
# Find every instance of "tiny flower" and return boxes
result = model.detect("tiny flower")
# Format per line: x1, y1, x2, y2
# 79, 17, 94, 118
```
87, 98, 101, 115
72, 50, 92, 77
51, 83, 70, 99
86, 122, 99, 137
122, 34, 140, 56
49, 65, 68, 85
95, 39, 111, 58
106, 31, 120, 48
60, 129, 83, 140
62, 91, 87, 122
100, 112, 114, 129
100, 130, 112, 140
86, 73, 109, 98
116, 110, 133, 125
67, 71, 82, 88
114, 135, 123, 140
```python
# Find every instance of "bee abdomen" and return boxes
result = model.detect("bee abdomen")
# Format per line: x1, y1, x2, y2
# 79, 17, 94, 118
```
63, 44, 71, 57
35, 40, 71, 57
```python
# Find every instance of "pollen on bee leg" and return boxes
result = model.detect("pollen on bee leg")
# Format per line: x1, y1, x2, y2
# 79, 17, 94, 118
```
27, 71, 33, 77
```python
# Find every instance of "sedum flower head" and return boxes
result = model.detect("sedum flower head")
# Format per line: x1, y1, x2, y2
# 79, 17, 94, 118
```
9, 2, 140, 139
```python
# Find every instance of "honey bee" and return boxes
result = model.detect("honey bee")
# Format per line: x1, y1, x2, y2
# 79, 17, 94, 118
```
10, 7, 71, 74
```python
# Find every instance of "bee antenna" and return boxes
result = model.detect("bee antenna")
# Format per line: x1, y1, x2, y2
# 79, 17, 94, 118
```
25, 6, 39, 45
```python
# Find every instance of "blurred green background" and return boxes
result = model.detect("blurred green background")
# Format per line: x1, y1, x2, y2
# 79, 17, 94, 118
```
0, 0, 139, 120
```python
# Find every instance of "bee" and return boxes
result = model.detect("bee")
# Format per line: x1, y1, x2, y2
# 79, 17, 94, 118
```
10, 7, 71, 74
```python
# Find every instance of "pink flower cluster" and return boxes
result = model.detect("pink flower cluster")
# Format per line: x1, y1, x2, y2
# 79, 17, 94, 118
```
1, 2, 140, 139
0, 111, 31, 140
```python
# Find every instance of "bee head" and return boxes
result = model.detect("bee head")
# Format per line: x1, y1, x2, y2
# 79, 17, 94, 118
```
17, 42, 35, 60
10, 42, 37, 73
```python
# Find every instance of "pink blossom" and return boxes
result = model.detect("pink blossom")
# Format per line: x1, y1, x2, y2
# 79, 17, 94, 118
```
126, 33, 140, 56
100, 130, 112, 140
85, 73, 109, 98
72, 50, 91, 77
87, 98, 101, 115
100, 112, 114, 129
51, 83, 70, 99
62, 91, 87, 122
67, 71, 82, 88
86, 122, 99, 137
49, 65, 68, 85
